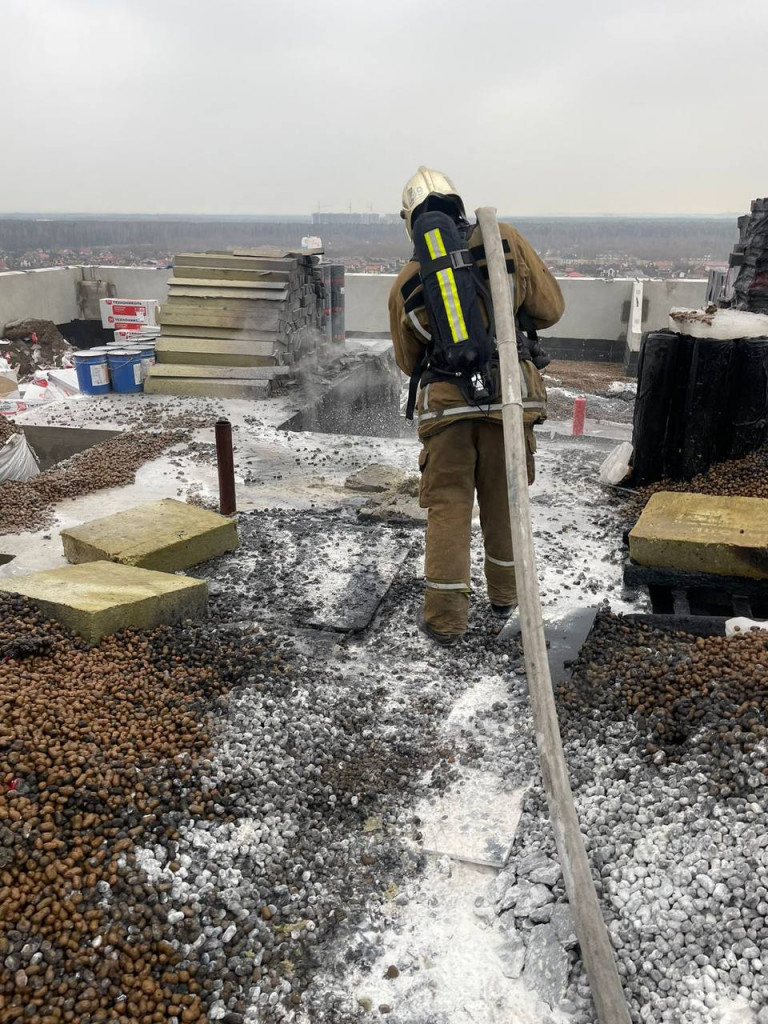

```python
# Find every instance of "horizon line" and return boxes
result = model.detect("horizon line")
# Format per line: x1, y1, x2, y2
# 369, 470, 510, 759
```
0, 211, 742, 220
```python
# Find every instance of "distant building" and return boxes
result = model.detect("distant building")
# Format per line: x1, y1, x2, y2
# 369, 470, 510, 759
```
312, 212, 399, 226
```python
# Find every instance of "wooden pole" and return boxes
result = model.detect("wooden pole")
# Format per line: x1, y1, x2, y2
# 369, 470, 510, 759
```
475, 207, 631, 1024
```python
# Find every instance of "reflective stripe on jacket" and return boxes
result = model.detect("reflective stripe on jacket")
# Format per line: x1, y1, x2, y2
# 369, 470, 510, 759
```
388, 222, 563, 440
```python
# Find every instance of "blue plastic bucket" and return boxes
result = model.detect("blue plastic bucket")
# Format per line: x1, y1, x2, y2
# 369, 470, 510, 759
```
108, 348, 143, 394
137, 343, 156, 382
73, 349, 111, 395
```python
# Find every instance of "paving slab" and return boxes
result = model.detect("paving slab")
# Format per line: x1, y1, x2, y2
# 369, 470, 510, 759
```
629, 491, 768, 579
61, 498, 239, 573
417, 770, 527, 868
0, 561, 207, 643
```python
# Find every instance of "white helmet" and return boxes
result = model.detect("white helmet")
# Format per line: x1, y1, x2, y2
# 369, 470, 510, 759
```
400, 165, 467, 239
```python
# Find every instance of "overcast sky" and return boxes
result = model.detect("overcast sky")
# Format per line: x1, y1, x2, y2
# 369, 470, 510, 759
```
2, 0, 766, 216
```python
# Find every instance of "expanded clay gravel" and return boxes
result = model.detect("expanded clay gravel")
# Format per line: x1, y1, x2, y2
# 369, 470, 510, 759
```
495, 612, 768, 1024
625, 443, 768, 519
0, 418, 20, 447
0, 594, 435, 1023
561, 613, 768, 788
0, 429, 185, 535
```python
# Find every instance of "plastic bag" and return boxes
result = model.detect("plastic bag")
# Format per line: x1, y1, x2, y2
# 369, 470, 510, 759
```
599, 441, 633, 485
0, 432, 40, 482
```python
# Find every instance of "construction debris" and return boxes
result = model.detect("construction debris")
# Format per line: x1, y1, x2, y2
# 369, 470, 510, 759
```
0, 319, 73, 378
497, 610, 768, 1022
562, 610, 768, 791
0, 417, 20, 446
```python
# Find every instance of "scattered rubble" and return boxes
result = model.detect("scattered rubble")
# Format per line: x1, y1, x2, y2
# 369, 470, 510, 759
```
0, 319, 73, 378
0, 430, 186, 534
344, 464, 424, 525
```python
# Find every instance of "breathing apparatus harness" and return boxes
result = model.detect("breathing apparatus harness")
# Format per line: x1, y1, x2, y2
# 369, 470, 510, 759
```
403, 211, 549, 421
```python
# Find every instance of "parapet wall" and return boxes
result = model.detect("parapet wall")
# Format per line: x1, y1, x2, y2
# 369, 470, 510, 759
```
345, 273, 708, 349
0, 265, 707, 367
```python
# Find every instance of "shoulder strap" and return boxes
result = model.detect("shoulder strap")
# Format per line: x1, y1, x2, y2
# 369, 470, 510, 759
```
405, 346, 429, 421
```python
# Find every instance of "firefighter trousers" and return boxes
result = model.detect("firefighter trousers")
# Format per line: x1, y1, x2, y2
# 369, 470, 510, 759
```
418, 418, 535, 636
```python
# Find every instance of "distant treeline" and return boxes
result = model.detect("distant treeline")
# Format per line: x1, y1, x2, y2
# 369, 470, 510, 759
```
0, 216, 738, 261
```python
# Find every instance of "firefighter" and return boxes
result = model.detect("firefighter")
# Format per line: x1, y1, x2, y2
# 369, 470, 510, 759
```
389, 166, 565, 645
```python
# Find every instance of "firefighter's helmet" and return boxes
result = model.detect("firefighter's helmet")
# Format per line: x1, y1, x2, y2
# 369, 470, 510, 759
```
400, 165, 467, 239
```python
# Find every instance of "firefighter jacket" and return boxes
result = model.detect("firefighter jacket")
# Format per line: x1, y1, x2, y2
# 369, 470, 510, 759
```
388, 221, 565, 440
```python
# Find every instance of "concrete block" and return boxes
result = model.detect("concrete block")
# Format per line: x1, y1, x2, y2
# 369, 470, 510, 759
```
629, 492, 768, 579
0, 561, 207, 644
144, 376, 270, 399
61, 498, 239, 572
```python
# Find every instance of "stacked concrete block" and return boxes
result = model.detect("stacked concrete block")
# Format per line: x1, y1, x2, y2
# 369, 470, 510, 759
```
147, 248, 327, 399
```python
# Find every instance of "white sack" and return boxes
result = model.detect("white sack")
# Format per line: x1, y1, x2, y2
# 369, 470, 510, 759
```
0, 432, 40, 482
599, 441, 633, 485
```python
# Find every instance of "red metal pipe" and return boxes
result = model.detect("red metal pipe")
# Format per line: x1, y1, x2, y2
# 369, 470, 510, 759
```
572, 396, 587, 436
215, 419, 236, 516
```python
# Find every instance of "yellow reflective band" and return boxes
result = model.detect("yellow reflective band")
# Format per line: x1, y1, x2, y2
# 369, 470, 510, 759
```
425, 229, 443, 260
436, 270, 465, 342
444, 268, 468, 341
425, 228, 468, 343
